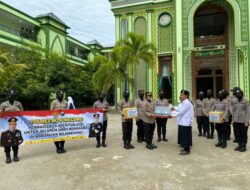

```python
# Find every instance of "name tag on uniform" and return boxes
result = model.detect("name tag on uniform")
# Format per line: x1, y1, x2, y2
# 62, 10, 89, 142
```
123, 108, 138, 119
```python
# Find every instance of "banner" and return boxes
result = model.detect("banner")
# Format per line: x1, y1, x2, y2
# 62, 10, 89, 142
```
0, 109, 103, 145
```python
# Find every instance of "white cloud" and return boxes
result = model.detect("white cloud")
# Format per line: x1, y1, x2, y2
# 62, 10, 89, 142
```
2, 0, 115, 47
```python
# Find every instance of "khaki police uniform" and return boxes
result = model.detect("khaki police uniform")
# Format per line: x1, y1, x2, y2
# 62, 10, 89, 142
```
135, 98, 145, 142
50, 99, 67, 152
0, 101, 23, 113
143, 99, 156, 146
203, 97, 216, 138
118, 99, 133, 145
93, 100, 109, 146
232, 98, 249, 149
214, 99, 229, 147
195, 99, 206, 136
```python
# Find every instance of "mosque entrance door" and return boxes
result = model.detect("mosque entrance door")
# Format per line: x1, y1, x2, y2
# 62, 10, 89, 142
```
192, 3, 229, 99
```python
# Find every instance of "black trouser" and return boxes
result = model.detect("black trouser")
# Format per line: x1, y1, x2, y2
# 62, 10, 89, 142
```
4, 146, 19, 156
180, 126, 192, 152
144, 122, 155, 145
234, 122, 248, 146
136, 119, 144, 141
156, 118, 167, 138
215, 122, 229, 143
102, 120, 107, 140
228, 115, 232, 139
54, 141, 65, 150
178, 125, 182, 145
122, 121, 133, 141
197, 116, 206, 135
204, 116, 214, 137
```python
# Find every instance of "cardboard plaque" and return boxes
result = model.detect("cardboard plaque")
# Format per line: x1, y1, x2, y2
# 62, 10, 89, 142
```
209, 111, 224, 123
122, 108, 138, 119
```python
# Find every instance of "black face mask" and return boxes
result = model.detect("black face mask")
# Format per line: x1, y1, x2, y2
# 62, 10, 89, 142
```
219, 94, 224, 101
124, 94, 129, 101
236, 94, 243, 101
57, 94, 63, 102
160, 95, 164, 99
198, 95, 204, 100
8, 95, 15, 104
139, 94, 144, 100
99, 96, 104, 102
207, 93, 212, 98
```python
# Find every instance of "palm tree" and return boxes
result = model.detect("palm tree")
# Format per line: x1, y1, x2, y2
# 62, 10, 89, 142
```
92, 46, 132, 93
116, 32, 156, 96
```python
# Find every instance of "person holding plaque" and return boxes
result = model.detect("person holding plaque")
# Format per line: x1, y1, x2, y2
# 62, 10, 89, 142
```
1, 117, 23, 164
143, 92, 157, 150
213, 90, 229, 148
155, 91, 169, 142
135, 90, 145, 143
118, 91, 134, 150
93, 91, 109, 147
232, 90, 249, 152
50, 89, 68, 154
203, 89, 216, 139
195, 91, 206, 137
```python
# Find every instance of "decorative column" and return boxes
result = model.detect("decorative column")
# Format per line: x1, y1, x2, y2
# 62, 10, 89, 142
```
115, 14, 121, 101
175, 0, 183, 103
146, 9, 153, 93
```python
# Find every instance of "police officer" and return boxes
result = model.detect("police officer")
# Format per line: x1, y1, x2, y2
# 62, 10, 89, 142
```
135, 90, 145, 143
1, 117, 23, 164
195, 91, 206, 137
232, 90, 249, 152
143, 92, 157, 150
156, 91, 169, 142
0, 89, 23, 113
118, 91, 134, 150
214, 90, 229, 148
50, 89, 68, 154
203, 89, 216, 139
230, 87, 241, 143
93, 91, 109, 147
89, 114, 103, 148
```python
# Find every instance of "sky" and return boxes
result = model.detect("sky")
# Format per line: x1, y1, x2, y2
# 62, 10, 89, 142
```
2, 0, 115, 47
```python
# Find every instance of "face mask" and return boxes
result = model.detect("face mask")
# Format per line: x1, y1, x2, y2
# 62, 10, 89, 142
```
160, 95, 164, 99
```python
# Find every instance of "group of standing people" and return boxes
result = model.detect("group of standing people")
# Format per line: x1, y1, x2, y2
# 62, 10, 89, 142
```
118, 90, 170, 150
195, 87, 249, 152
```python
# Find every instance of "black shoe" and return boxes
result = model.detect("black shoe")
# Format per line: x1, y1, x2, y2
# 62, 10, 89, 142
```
221, 143, 227, 148
179, 150, 190, 155
198, 133, 202, 137
215, 142, 222, 147
151, 144, 157, 149
203, 133, 206, 137
56, 149, 62, 154
60, 148, 67, 153
128, 142, 135, 149
234, 146, 241, 151
157, 137, 161, 142
13, 156, 19, 162
6, 157, 11, 164
124, 143, 130, 150
146, 144, 154, 150
233, 139, 238, 143
240, 147, 247, 152
102, 142, 107, 147
227, 137, 231, 140
162, 138, 168, 142
137, 139, 143, 143
211, 135, 214, 139
96, 143, 101, 148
